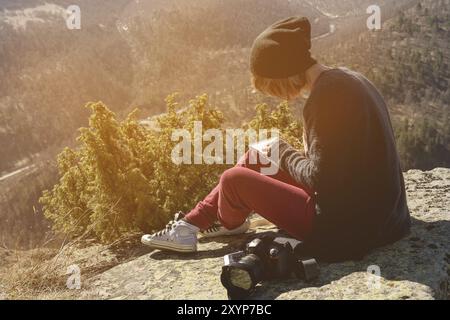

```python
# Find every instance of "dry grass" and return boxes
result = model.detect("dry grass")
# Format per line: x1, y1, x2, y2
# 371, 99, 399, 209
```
0, 232, 148, 300
1, 247, 77, 299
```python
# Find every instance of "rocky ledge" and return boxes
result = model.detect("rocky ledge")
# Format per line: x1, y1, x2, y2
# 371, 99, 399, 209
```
81, 168, 449, 300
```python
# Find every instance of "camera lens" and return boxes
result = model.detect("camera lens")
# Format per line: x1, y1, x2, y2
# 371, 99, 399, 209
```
221, 252, 266, 299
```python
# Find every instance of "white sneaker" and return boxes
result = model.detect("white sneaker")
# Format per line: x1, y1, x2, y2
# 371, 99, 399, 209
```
141, 219, 199, 253
200, 219, 251, 238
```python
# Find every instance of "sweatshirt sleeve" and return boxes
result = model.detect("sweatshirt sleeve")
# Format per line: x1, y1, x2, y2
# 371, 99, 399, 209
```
278, 84, 341, 191
278, 126, 321, 191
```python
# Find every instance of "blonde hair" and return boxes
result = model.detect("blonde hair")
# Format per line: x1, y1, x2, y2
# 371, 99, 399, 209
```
251, 73, 306, 100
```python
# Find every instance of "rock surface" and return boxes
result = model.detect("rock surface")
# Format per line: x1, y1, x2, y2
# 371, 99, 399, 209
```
81, 168, 450, 300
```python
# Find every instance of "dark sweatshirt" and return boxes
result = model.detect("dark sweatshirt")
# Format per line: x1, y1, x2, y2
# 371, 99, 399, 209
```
279, 67, 411, 262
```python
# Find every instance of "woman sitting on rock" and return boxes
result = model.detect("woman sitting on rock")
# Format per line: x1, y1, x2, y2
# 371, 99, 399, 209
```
141, 16, 411, 261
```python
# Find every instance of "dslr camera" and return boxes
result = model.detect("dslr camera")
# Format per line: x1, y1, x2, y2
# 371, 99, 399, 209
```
220, 234, 319, 299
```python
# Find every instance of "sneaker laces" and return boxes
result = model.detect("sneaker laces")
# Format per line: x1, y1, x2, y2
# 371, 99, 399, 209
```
154, 211, 185, 237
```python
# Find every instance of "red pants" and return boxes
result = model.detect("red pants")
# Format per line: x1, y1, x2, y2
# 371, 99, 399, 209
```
184, 150, 316, 240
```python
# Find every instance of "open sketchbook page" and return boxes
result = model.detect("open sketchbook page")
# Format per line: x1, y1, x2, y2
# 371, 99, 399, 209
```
249, 137, 282, 174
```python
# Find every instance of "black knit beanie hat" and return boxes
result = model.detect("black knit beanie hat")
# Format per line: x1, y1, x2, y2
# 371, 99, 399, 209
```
250, 16, 316, 79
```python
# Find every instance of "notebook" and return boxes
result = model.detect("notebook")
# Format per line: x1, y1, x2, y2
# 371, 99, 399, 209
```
249, 137, 282, 174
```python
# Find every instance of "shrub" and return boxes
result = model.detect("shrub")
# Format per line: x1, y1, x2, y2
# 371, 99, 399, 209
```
40, 94, 302, 242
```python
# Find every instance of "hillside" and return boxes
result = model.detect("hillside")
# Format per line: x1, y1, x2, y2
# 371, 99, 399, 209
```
0, 0, 133, 174
1, 168, 448, 299
0, 161, 58, 248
